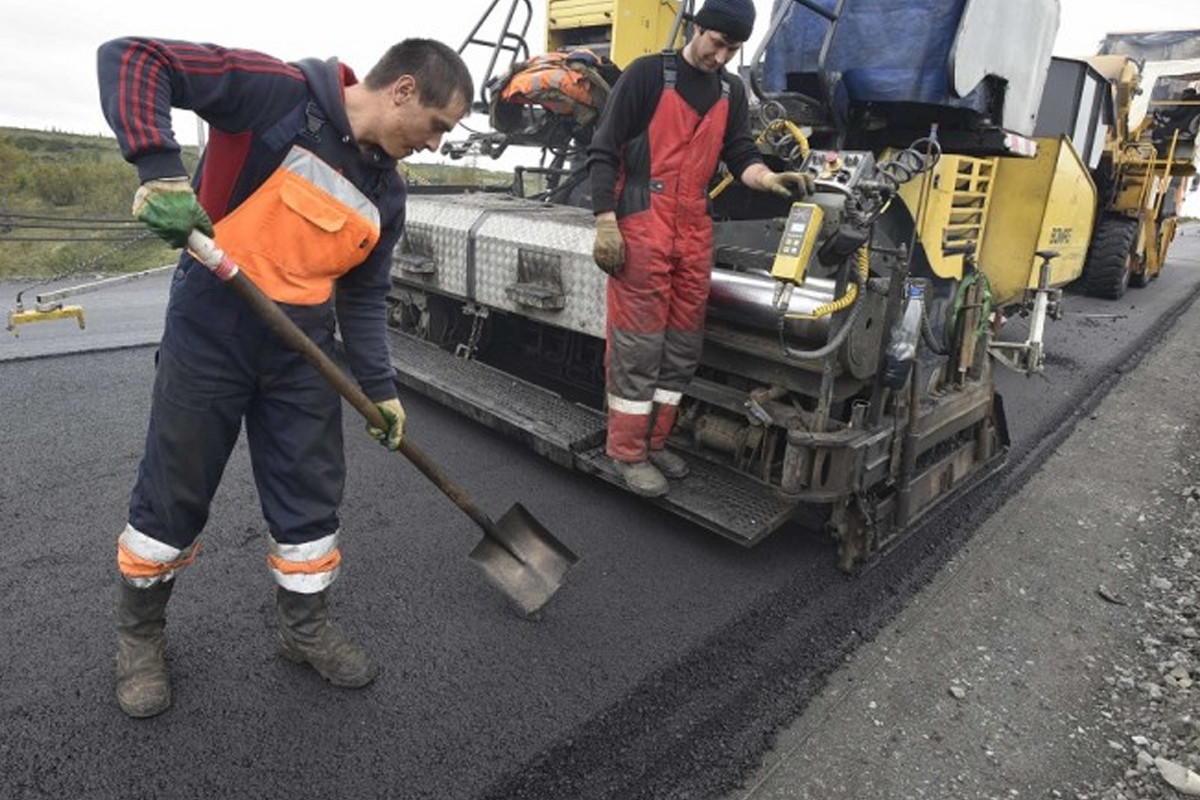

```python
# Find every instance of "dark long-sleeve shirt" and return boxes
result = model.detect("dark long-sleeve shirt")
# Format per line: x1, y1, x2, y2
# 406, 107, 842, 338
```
96, 37, 403, 401
586, 50, 763, 215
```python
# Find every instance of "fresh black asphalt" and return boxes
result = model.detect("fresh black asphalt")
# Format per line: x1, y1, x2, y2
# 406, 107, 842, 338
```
2, 232, 1198, 799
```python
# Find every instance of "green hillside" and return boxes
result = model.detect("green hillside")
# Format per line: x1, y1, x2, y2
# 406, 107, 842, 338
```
0, 127, 181, 280
0, 126, 511, 281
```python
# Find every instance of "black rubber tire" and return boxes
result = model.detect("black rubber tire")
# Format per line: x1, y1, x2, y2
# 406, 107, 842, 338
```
1081, 216, 1139, 300
1130, 222, 1174, 288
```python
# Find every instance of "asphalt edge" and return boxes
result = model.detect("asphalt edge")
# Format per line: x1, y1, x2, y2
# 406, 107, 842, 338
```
475, 275, 1200, 800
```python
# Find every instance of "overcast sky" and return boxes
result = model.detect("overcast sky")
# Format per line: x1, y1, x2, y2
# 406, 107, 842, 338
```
1, 0, 1196, 156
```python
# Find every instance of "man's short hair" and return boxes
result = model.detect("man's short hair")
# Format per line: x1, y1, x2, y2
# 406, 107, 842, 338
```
364, 39, 473, 110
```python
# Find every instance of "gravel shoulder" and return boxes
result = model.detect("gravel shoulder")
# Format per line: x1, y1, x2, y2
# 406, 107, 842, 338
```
728, 268, 1200, 799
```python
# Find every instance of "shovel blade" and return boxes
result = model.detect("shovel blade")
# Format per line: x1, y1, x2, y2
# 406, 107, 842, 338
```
468, 503, 579, 618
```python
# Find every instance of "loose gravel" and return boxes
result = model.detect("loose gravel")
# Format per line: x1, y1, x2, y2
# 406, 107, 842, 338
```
1072, 474, 1200, 800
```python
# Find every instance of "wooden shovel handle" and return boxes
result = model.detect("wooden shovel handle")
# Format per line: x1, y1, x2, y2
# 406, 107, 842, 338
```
185, 231, 508, 547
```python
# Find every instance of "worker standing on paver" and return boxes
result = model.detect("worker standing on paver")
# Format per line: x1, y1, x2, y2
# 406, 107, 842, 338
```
586, 0, 813, 497
97, 35, 471, 718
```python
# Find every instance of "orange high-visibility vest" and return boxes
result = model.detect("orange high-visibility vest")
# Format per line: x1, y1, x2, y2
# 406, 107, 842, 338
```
498, 50, 611, 125
212, 146, 381, 305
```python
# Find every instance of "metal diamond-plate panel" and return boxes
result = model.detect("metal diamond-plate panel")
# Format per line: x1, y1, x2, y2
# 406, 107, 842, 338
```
387, 328, 795, 546
394, 194, 534, 297
396, 194, 609, 338
387, 330, 605, 467
474, 204, 606, 337
574, 444, 798, 547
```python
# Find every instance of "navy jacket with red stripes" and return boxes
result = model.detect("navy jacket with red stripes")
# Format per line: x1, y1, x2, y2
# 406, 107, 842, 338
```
97, 37, 403, 401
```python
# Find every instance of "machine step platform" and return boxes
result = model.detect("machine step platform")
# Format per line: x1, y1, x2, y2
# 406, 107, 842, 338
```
387, 331, 799, 546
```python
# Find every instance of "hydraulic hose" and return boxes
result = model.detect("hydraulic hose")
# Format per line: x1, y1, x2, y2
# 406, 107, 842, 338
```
945, 269, 993, 352
710, 116, 811, 200
791, 246, 869, 320
920, 307, 948, 356
778, 262, 868, 361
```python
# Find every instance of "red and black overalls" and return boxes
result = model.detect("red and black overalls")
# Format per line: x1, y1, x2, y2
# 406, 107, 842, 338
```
606, 53, 730, 463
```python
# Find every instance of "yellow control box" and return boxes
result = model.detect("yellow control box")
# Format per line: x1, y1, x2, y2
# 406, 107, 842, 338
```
771, 202, 824, 284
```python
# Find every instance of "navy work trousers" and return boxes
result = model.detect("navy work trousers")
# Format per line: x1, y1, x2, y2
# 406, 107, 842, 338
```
128, 264, 345, 551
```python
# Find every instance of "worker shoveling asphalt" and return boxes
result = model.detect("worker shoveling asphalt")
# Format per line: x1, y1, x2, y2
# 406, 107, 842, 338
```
97, 33, 574, 721
187, 229, 579, 619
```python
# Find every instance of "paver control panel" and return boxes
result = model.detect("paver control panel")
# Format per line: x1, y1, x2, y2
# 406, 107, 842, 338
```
771, 202, 824, 284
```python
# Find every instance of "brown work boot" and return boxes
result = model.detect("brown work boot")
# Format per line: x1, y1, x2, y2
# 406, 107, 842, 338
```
616, 459, 669, 497
276, 587, 376, 688
648, 448, 689, 479
114, 579, 174, 718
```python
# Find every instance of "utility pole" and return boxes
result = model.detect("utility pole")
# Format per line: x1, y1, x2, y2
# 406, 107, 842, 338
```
196, 115, 208, 154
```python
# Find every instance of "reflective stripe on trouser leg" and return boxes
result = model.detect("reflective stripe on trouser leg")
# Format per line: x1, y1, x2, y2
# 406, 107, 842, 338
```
244, 325, 345, 547
117, 524, 198, 588
605, 327, 663, 462
268, 531, 342, 593
127, 333, 251, 552
606, 395, 654, 462
648, 325, 704, 449
649, 389, 683, 451
246, 315, 345, 595
606, 243, 671, 463
649, 240, 709, 450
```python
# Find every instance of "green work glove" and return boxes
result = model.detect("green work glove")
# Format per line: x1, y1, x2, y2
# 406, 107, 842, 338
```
593, 215, 626, 276
367, 397, 406, 451
760, 170, 815, 199
132, 177, 214, 248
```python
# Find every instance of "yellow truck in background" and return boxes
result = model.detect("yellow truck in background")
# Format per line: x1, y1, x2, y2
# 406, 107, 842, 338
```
1071, 30, 1200, 297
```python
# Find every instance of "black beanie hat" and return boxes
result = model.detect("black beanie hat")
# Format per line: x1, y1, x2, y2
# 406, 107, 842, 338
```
694, 0, 756, 43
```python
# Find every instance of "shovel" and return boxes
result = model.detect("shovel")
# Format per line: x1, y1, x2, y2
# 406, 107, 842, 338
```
186, 231, 578, 617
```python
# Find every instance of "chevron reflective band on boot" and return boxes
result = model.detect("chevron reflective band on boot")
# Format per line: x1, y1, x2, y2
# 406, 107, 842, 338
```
267, 532, 342, 593
117, 524, 198, 588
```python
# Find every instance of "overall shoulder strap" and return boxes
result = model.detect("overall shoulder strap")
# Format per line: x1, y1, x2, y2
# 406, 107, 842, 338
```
261, 100, 327, 151
661, 51, 677, 91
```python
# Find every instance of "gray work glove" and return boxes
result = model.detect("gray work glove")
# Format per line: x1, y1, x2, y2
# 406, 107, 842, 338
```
132, 177, 214, 248
593, 216, 626, 276
760, 171, 816, 199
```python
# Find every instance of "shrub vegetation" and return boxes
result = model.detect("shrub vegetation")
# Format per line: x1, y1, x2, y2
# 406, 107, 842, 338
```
0, 126, 512, 280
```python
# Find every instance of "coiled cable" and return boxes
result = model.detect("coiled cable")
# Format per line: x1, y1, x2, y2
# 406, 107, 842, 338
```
778, 262, 868, 361
874, 136, 942, 194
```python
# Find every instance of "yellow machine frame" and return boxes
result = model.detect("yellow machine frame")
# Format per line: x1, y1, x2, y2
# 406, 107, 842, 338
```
978, 137, 1097, 306
547, 0, 683, 68
894, 153, 997, 283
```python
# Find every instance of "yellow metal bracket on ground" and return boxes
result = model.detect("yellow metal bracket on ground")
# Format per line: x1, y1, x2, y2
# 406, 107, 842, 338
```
6, 305, 86, 336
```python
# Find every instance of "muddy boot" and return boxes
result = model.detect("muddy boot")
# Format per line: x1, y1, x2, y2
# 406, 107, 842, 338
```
616, 460, 669, 497
115, 579, 174, 718
648, 448, 689, 479
276, 587, 376, 688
